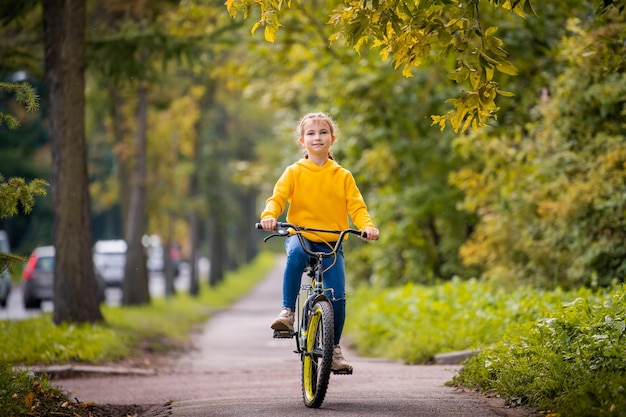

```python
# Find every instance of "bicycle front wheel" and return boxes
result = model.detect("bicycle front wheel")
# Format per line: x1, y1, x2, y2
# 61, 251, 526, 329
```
301, 300, 334, 408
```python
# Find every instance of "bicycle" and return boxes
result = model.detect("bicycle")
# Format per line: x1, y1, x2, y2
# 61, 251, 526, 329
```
255, 221, 368, 408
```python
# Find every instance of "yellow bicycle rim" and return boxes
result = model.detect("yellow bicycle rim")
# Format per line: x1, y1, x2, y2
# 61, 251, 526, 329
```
303, 307, 322, 402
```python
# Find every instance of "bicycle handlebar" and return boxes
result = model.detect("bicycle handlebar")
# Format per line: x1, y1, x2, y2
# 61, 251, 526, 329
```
255, 222, 367, 258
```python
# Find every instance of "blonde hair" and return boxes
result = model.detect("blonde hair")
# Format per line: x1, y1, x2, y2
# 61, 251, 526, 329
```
297, 112, 338, 160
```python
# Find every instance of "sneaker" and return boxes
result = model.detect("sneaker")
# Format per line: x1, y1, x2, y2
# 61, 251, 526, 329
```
332, 345, 352, 371
271, 308, 295, 332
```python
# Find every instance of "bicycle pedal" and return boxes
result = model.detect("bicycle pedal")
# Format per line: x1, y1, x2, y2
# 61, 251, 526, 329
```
273, 329, 296, 339
332, 367, 353, 375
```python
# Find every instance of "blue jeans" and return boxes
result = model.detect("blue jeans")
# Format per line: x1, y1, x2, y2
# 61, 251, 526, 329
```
282, 235, 346, 345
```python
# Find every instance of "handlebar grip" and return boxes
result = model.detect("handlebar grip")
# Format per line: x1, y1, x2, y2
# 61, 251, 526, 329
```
361, 231, 368, 239
255, 223, 263, 229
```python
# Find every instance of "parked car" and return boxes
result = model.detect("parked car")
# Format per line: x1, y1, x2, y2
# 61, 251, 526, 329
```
0, 230, 11, 308
22, 245, 106, 309
93, 239, 127, 287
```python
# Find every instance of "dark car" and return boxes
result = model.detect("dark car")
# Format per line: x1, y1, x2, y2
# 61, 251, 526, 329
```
0, 230, 12, 308
22, 246, 106, 309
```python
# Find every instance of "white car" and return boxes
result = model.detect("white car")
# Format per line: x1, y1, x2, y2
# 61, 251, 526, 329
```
93, 240, 127, 287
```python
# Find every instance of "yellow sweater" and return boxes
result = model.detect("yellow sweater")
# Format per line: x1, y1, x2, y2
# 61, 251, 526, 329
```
261, 158, 375, 242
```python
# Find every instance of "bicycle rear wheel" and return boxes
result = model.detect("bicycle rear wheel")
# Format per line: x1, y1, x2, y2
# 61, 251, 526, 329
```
301, 300, 334, 408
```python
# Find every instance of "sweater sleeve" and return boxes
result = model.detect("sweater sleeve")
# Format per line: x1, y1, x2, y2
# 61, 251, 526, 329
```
260, 166, 293, 219
345, 172, 375, 230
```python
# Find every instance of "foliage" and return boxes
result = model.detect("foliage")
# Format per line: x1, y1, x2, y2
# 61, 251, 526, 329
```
451, 8, 626, 289
0, 172, 48, 273
454, 285, 626, 416
0, 251, 276, 365
86, 1, 216, 86
0, 174, 48, 220
345, 278, 598, 364
333, 62, 477, 286
0, 78, 45, 265
226, 0, 534, 133
0, 81, 39, 129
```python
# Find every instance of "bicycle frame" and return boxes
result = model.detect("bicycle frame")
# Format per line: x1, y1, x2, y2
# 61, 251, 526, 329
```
260, 224, 365, 307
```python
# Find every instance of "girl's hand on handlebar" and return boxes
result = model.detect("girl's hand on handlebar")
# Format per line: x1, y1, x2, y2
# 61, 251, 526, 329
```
260, 217, 277, 232
362, 227, 379, 242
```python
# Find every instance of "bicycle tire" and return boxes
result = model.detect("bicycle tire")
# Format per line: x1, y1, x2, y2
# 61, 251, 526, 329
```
301, 300, 334, 408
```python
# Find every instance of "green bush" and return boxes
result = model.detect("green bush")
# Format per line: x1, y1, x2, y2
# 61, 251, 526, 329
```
455, 285, 626, 416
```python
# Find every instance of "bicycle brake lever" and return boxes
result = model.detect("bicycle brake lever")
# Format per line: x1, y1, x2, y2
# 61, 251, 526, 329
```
263, 228, 290, 242
263, 233, 280, 242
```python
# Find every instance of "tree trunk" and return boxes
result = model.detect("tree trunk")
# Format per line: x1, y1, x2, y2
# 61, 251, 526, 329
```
108, 87, 131, 234
163, 224, 176, 298
188, 200, 200, 297
44, 0, 103, 324
121, 86, 150, 306
208, 214, 225, 287
244, 189, 258, 263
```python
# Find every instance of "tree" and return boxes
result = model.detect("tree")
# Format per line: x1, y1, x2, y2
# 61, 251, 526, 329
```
44, 0, 103, 324
451, 9, 626, 289
86, 0, 194, 305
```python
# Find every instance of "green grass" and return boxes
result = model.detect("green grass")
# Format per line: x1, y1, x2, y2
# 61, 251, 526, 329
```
0, 251, 276, 365
0, 252, 277, 416
345, 278, 599, 363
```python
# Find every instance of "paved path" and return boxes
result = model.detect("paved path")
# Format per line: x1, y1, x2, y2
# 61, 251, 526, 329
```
55, 257, 533, 417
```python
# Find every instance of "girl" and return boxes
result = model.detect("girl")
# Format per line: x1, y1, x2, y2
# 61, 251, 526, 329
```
260, 112, 379, 372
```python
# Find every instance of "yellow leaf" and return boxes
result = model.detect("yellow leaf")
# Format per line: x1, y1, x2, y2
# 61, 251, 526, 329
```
496, 88, 515, 97
485, 65, 494, 82
401, 64, 414, 78
484, 26, 498, 36
431, 115, 447, 132
264, 25, 276, 42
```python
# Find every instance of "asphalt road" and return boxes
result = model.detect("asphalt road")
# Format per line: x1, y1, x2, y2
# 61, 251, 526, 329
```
54, 257, 533, 417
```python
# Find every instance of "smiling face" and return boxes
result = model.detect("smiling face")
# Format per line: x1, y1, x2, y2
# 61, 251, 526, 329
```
298, 118, 336, 160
